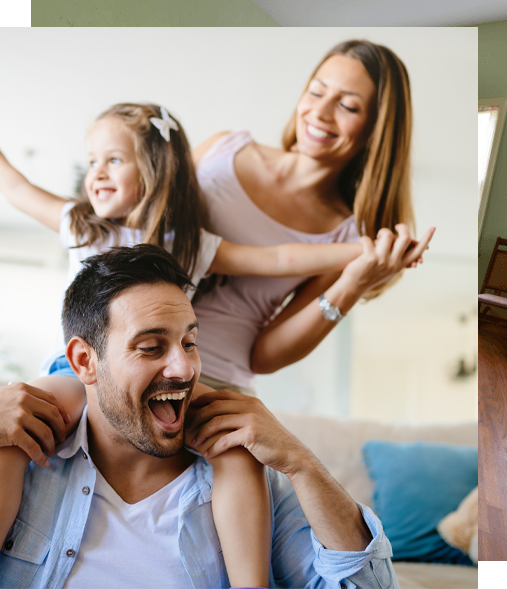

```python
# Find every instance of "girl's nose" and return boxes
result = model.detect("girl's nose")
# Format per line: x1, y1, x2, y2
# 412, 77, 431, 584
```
92, 161, 109, 179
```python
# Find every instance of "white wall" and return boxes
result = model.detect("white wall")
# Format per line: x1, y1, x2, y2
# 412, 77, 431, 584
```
0, 28, 477, 423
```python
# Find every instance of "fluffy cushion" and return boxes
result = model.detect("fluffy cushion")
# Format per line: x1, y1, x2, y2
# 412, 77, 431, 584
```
437, 487, 478, 564
362, 440, 478, 565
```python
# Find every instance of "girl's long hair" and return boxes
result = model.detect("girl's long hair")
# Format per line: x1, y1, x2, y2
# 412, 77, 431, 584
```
70, 103, 204, 277
282, 40, 415, 299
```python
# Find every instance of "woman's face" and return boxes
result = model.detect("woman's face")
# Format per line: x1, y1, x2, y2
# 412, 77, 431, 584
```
295, 54, 377, 166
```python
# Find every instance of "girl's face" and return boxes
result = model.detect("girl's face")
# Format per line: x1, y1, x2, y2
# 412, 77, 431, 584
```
295, 55, 377, 166
85, 117, 141, 220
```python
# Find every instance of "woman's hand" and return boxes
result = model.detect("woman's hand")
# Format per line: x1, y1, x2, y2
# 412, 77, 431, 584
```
250, 224, 435, 374
339, 224, 435, 299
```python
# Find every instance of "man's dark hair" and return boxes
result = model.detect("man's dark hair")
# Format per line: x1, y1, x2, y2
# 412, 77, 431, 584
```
62, 244, 195, 359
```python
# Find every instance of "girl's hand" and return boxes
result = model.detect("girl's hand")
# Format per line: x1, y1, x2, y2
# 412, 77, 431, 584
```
340, 224, 435, 296
0, 382, 71, 467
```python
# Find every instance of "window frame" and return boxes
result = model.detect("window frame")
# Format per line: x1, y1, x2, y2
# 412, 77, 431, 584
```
479, 97, 507, 239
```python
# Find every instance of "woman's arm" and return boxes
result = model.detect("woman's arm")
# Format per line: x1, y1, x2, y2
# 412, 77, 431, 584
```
251, 225, 435, 373
0, 151, 67, 231
208, 240, 363, 277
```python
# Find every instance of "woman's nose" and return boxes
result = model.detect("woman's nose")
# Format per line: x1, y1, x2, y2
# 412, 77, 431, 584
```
313, 96, 335, 120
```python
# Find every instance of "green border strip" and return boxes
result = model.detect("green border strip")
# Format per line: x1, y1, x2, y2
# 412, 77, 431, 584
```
32, 0, 280, 27
479, 561, 507, 589
0, 0, 32, 27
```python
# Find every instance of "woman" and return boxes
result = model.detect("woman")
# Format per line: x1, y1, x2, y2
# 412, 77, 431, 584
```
192, 39, 434, 392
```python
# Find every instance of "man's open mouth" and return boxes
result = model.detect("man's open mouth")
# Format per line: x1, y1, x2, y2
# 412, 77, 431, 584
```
148, 391, 187, 431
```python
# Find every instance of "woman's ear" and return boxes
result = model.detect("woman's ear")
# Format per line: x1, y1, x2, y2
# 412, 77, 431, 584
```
66, 337, 97, 385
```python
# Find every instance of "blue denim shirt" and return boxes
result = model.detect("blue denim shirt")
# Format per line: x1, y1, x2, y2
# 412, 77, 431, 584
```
0, 409, 399, 589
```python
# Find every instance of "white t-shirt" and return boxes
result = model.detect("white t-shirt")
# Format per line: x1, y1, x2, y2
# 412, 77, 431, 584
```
64, 465, 194, 589
40, 201, 222, 375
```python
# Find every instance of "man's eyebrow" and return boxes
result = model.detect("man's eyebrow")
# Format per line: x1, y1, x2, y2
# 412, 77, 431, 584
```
132, 322, 199, 340
313, 78, 363, 98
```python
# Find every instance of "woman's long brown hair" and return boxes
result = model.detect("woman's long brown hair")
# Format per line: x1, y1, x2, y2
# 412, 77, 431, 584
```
69, 103, 205, 277
282, 40, 415, 299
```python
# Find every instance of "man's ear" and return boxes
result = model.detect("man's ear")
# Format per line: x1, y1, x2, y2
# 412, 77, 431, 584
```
66, 337, 98, 385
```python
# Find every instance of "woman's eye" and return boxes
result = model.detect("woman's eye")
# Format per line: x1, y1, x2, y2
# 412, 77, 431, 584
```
340, 104, 359, 113
309, 92, 322, 98
184, 342, 197, 350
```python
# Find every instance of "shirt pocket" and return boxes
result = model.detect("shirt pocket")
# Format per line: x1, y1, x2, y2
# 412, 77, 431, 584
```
2, 518, 51, 564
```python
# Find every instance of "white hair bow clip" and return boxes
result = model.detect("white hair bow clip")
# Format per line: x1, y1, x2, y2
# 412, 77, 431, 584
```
150, 107, 179, 142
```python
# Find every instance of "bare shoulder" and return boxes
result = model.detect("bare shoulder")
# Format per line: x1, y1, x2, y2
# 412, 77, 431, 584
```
192, 131, 231, 166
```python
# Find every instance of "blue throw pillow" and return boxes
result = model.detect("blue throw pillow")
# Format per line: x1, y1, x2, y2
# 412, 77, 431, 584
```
362, 440, 477, 565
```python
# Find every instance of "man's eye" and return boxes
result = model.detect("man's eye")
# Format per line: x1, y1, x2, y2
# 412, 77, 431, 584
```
140, 347, 160, 353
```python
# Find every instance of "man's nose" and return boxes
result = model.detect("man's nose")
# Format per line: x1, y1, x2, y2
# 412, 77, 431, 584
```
161, 346, 194, 382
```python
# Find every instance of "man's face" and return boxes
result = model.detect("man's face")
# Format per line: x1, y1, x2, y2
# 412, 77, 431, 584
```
93, 282, 201, 457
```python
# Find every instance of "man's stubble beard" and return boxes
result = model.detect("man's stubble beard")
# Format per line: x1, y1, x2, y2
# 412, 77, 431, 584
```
96, 361, 188, 458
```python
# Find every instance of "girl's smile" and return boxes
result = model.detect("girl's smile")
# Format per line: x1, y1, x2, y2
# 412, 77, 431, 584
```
85, 117, 141, 221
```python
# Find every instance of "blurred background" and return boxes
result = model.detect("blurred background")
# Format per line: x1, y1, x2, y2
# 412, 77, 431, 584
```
0, 27, 477, 425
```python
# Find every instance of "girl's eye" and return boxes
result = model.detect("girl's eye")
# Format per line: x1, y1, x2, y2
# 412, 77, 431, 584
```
111, 157, 121, 164
89, 161, 97, 168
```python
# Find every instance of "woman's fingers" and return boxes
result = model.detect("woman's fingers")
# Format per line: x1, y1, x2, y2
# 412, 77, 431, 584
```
402, 227, 436, 266
375, 228, 396, 262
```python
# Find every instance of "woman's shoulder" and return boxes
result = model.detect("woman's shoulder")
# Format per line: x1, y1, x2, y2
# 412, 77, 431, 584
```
193, 130, 263, 167
192, 131, 231, 166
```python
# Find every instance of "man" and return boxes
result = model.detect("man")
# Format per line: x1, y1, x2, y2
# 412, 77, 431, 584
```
0, 244, 398, 588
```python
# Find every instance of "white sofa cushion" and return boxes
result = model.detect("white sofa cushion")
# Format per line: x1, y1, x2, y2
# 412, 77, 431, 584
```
273, 413, 477, 508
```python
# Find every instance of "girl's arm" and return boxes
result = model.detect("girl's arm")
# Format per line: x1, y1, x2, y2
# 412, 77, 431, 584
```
0, 151, 67, 231
208, 239, 363, 277
251, 226, 435, 373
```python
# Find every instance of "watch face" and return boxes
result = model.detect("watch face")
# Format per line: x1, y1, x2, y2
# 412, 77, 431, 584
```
326, 308, 339, 321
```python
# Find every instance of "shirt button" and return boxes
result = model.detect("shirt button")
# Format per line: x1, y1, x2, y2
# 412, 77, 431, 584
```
82, 486, 90, 495
4, 540, 13, 551
82, 451, 88, 460
66, 549, 75, 557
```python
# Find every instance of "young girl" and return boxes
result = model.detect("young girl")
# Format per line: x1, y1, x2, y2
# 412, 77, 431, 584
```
0, 103, 369, 588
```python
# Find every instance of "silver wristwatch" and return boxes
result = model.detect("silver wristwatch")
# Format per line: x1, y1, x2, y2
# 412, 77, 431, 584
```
319, 295, 346, 323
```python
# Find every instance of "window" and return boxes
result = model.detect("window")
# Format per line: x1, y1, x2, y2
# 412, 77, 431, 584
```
479, 98, 507, 238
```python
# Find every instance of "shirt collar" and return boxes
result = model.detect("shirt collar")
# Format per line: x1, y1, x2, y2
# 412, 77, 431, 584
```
55, 406, 214, 500
57, 404, 90, 459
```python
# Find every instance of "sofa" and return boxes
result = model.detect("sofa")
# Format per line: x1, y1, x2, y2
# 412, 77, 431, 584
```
273, 412, 478, 589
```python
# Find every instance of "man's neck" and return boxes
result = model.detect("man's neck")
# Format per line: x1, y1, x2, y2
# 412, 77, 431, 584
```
86, 408, 195, 505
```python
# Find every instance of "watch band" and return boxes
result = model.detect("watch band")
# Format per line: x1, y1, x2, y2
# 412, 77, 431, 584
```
318, 294, 346, 323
